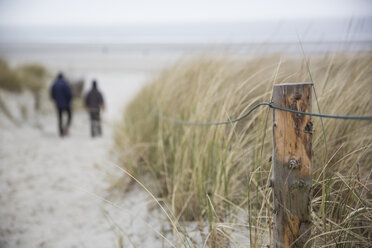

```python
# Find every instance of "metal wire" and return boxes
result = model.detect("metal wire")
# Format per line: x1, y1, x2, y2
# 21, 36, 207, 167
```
155, 102, 372, 126
156, 102, 271, 126
269, 103, 372, 120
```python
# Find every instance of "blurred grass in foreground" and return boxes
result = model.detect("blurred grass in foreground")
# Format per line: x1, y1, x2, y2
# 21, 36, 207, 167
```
114, 53, 372, 247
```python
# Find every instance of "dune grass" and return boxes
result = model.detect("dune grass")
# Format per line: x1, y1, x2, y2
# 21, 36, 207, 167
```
0, 59, 23, 92
15, 63, 48, 94
114, 52, 372, 247
0, 59, 48, 94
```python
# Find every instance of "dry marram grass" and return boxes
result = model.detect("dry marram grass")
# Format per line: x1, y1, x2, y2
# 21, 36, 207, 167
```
114, 53, 372, 247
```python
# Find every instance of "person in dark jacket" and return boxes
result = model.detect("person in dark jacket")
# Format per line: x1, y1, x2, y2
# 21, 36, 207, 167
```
85, 80, 105, 137
51, 73, 73, 137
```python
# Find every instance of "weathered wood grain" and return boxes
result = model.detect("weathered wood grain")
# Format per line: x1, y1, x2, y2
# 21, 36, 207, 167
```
272, 83, 313, 248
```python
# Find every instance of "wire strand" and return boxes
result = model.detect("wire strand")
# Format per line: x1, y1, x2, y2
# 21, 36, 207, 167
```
155, 102, 372, 126
156, 102, 270, 126
269, 104, 372, 120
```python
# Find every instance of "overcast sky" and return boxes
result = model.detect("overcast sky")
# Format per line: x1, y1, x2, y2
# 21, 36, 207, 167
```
0, 0, 371, 27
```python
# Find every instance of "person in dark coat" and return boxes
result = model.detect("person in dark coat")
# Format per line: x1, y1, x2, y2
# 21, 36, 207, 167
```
85, 80, 105, 137
51, 73, 73, 137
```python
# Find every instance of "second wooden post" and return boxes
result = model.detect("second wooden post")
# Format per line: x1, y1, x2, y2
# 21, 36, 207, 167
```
272, 83, 313, 247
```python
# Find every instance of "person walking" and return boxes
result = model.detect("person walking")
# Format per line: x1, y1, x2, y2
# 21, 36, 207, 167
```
85, 80, 105, 137
51, 73, 73, 137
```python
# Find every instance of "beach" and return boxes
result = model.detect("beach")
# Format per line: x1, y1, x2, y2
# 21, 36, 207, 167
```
1, 2, 371, 246
0, 44, 180, 247
1, 41, 371, 247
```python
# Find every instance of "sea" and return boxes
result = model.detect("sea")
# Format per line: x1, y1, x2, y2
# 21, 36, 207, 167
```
0, 18, 371, 119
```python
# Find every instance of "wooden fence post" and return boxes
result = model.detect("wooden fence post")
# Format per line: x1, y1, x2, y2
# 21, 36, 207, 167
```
272, 83, 313, 247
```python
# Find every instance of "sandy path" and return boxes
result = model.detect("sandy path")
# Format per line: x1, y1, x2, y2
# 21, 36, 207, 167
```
0, 113, 171, 248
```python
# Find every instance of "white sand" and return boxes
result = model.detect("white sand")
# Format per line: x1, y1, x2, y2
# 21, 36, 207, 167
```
0, 83, 179, 247
0, 104, 176, 247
